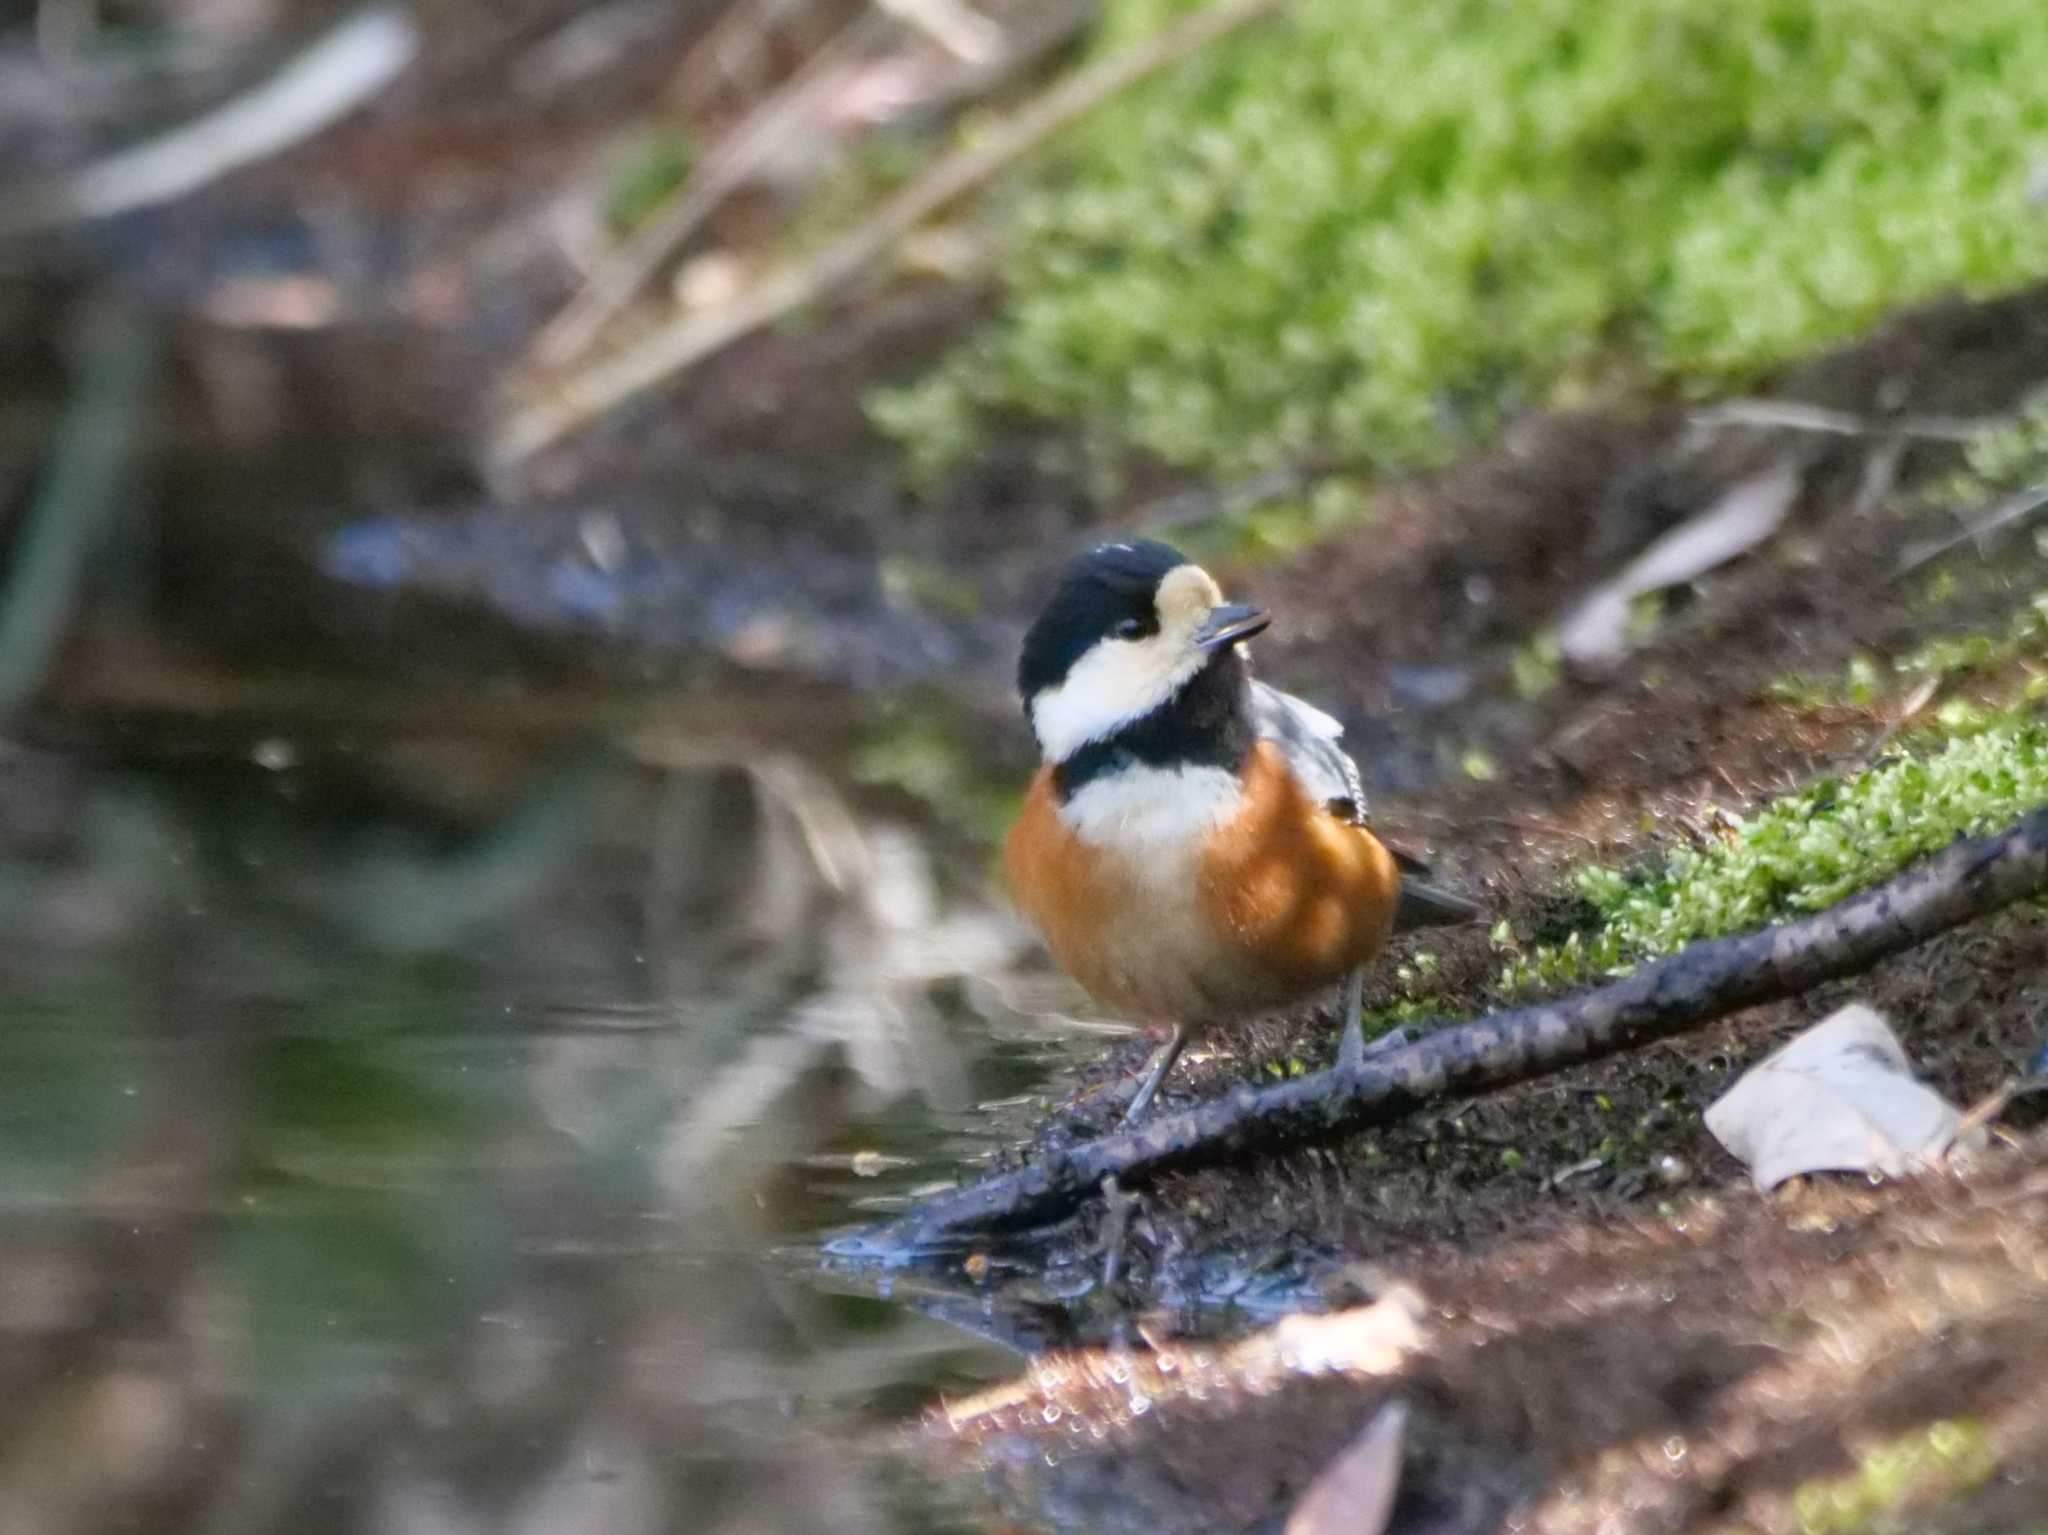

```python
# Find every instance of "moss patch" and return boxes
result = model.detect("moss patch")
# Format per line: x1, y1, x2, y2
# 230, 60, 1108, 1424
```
847, 697, 1024, 848
874, 0, 2048, 479
1785, 1418, 1998, 1535
604, 127, 695, 237
1502, 723, 2048, 991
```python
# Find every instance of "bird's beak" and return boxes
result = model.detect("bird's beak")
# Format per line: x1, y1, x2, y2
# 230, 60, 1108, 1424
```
1192, 602, 1271, 651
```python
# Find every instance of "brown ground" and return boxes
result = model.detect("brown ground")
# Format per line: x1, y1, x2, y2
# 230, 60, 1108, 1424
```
921, 1139, 2048, 1535
1032, 287, 2048, 1270
913, 286, 2048, 1533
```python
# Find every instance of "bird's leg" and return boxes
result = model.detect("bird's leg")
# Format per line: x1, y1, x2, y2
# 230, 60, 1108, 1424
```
1101, 1025, 1191, 1291
1122, 1023, 1192, 1125
1100, 1175, 1134, 1291
1336, 967, 1367, 1070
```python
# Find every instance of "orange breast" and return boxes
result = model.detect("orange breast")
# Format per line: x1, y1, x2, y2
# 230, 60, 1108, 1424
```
1196, 740, 1401, 987
1003, 744, 1401, 1024
1004, 766, 1145, 1011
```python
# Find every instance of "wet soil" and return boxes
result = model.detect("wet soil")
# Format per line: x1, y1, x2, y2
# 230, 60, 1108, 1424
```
920, 1136, 2048, 1535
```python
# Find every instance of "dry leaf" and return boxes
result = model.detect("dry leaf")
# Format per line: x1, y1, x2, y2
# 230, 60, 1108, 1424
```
1286, 1399, 1408, 1535
1559, 461, 1803, 667
1704, 1003, 1970, 1190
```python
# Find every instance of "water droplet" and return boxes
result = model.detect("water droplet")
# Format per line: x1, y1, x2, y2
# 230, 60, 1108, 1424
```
1653, 1153, 1692, 1187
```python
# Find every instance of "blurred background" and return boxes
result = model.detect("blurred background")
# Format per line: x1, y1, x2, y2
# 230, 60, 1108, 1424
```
4, 0, 2048, 1530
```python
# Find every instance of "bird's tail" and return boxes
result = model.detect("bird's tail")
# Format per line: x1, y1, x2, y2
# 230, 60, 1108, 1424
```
1389, 849, 1483, 931
1394, 878, 1482, 930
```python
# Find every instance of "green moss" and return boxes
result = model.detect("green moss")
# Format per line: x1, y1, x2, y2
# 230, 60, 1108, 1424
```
1770, 586, 2048, 728
874, 0, 2048, 479
1768, 399, 2048, 719
1942, 391, 2048, 505
1512, 633, 1564, 701
1336, 997, 1443, 1058
1501, 722, 2048, 990
605, 128, 695, 237
1787, 1417, 1996, 1535
847, 700, 1022, 847
879, 555, 985, 621
1171, 476, 1374, 566
1550, 396, 2048, 991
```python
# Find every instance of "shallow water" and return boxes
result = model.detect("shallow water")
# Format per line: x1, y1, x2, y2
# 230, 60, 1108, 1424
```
0, 731, 1111, 1534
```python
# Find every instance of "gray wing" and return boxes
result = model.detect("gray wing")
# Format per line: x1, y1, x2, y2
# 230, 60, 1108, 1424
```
1251, 679, 1367, 825
1254, 681, 1480, 929
1254, 681, 1482, 929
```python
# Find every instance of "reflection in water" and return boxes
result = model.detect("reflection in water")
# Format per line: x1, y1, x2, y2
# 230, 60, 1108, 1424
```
0, 735, 1078, 1534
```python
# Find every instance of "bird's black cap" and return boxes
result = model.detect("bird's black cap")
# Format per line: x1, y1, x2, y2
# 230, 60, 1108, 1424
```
1016, 539, 1189, 700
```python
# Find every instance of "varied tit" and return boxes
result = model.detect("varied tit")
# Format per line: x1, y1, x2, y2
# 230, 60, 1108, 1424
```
1004, 539, 1478, 1121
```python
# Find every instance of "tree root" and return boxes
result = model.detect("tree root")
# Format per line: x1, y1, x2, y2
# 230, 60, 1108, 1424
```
842, 805, 2048, 1254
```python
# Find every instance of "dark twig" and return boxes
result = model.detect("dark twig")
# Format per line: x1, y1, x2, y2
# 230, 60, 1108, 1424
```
1892, 480, 2048, 582
842, 805, 2048, 1251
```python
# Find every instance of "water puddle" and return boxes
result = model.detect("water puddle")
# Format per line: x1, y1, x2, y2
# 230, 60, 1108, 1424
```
0, 727, 1110, 1533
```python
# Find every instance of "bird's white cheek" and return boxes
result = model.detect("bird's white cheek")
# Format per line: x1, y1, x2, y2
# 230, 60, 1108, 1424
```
1030, 638, 1203, 761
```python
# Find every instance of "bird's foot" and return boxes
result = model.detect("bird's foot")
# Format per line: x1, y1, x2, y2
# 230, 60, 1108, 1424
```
1122, 1024, 1192, 1125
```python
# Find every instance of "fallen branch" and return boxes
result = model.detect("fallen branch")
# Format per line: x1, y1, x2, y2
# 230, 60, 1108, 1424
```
531, 8, 890, 367
842, 804, 2048, 1251
534, 0, 1095, 366
490, 0, 1286, 471
1, 6, 418, 238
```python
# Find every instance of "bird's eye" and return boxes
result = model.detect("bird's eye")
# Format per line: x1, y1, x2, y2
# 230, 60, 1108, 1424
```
1114, 617, 1150, 641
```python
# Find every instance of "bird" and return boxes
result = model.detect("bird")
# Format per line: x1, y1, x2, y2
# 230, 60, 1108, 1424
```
1004, 538, 1479, 1122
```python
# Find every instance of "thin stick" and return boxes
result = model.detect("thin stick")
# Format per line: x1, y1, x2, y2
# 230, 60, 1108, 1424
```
838, 804, 2048, 1250
491, 0, 1287, 471
1690, 398, 1997, 444
533, 8, 889, 367
540, 0, 1084, 366
1892, 481, 2048, 582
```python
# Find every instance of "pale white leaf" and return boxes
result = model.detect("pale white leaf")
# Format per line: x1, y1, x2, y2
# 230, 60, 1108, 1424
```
1704, 1003, 1968, 1191
1559, 460, 1803, 666
1286, 1399, 1408, 1535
